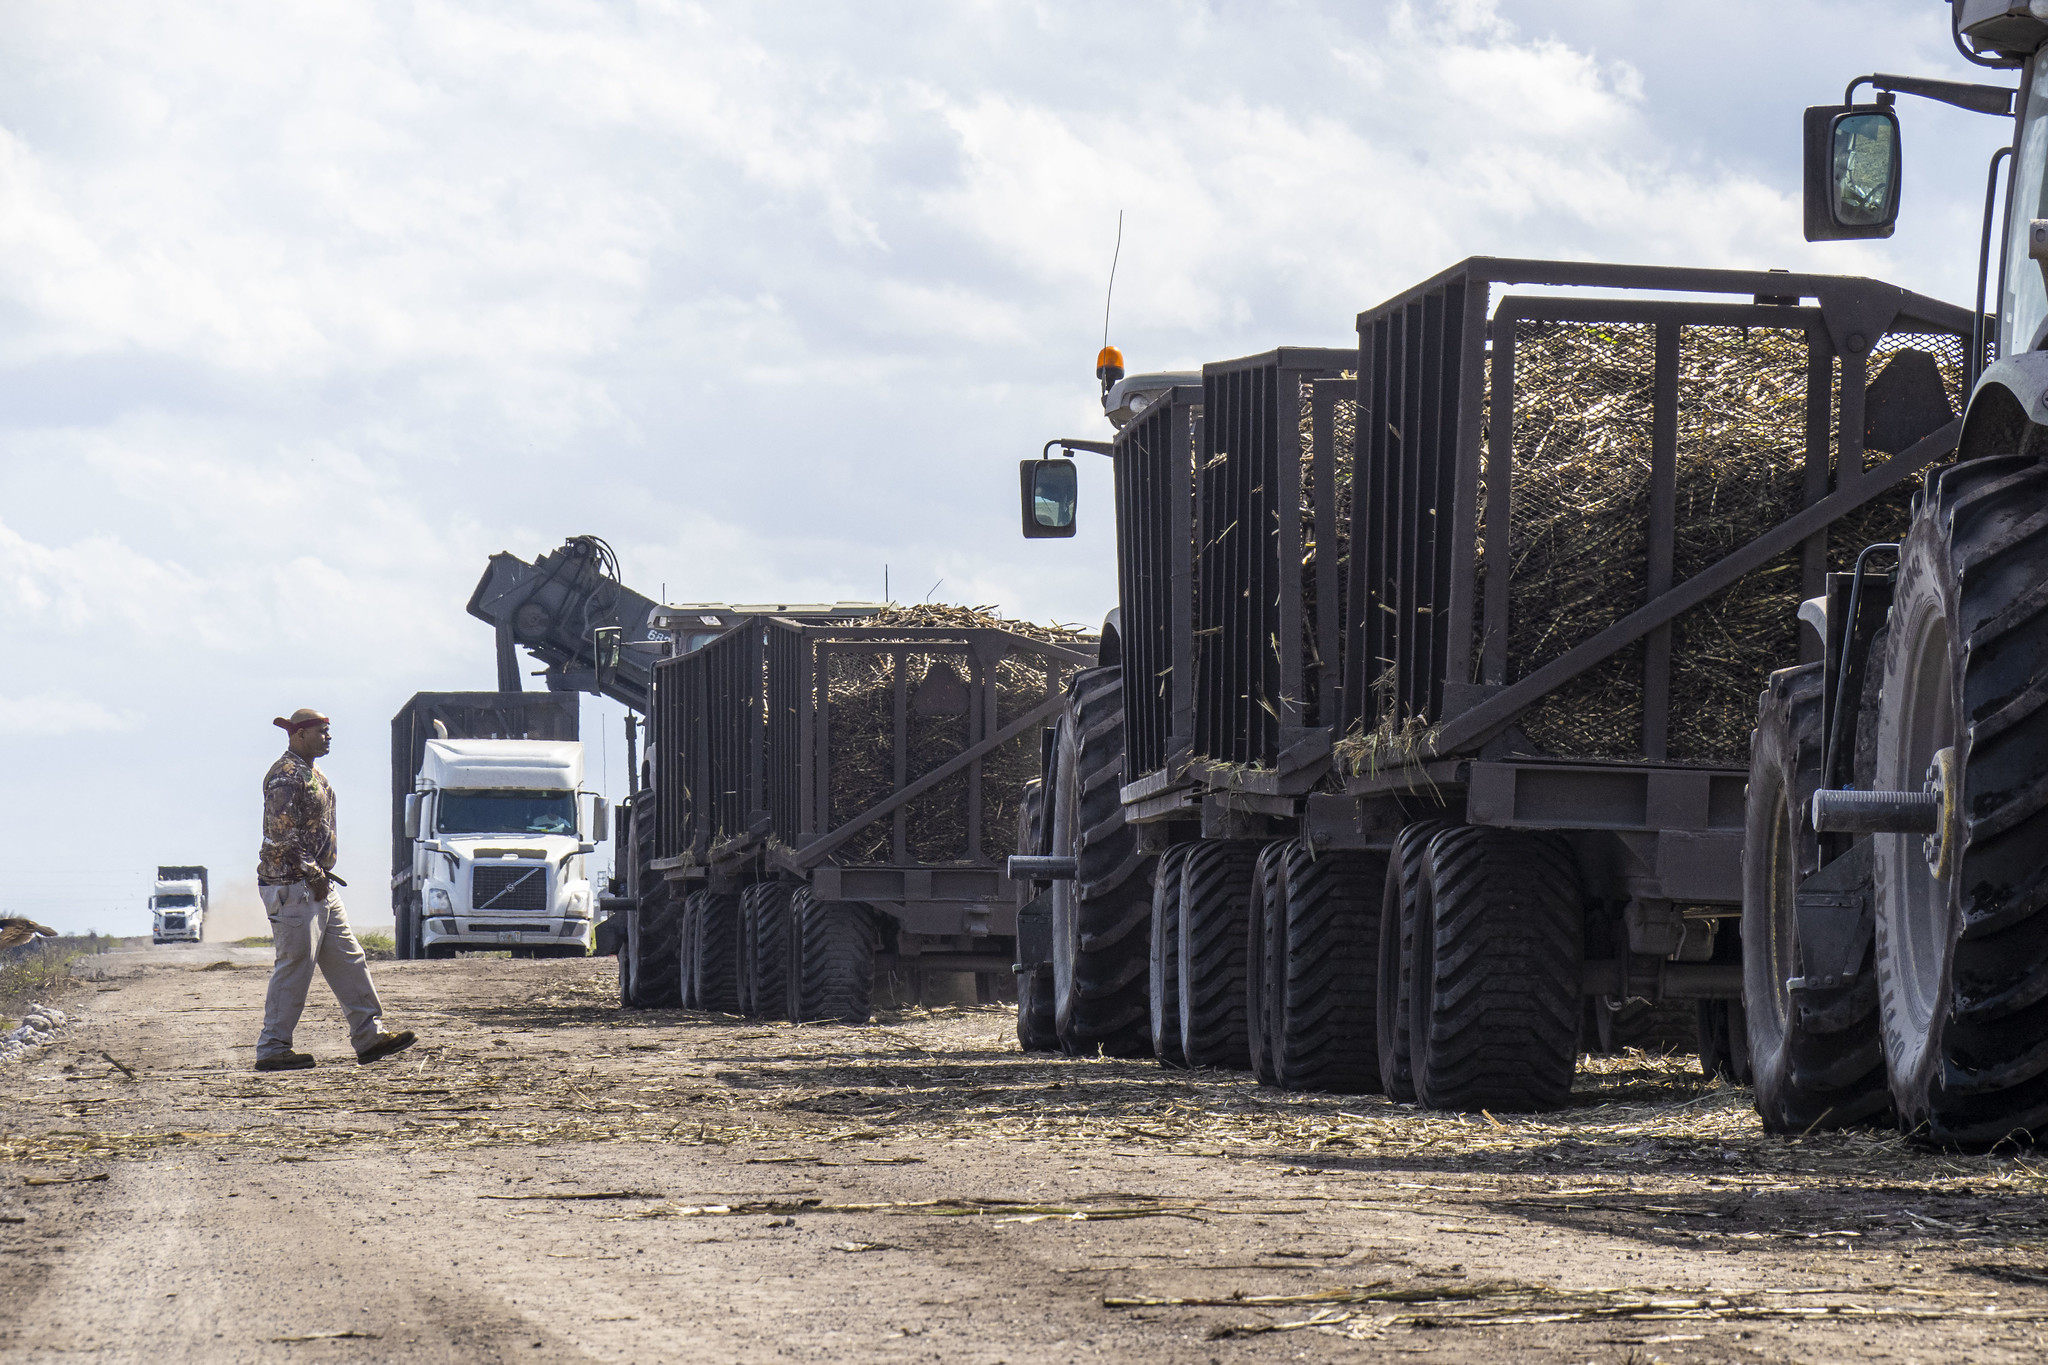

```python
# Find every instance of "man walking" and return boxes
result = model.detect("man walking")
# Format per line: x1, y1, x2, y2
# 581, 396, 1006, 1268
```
255, 708, 416, 1072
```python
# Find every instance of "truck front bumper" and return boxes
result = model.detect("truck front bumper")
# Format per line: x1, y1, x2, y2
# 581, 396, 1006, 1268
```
423, 916, 591, 951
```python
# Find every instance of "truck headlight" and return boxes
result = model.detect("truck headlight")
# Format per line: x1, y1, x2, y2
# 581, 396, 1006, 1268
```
427, 888, 452, 911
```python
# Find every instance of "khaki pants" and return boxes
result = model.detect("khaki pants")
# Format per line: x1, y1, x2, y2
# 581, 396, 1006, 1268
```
257, 882, 386, 1058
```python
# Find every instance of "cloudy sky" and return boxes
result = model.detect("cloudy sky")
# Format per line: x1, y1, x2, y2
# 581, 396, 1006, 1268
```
0, 0, 2016, 935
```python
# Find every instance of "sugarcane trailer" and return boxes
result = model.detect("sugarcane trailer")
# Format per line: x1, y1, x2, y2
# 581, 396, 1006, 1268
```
1011, 255, 1979, 1118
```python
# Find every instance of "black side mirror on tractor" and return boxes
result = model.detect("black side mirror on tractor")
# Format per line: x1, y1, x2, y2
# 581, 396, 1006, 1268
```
1019, 459, 1077, 538
1804, 102, 1903, 241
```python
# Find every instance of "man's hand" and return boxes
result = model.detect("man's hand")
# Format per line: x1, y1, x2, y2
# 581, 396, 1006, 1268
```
307, 871, 332, 901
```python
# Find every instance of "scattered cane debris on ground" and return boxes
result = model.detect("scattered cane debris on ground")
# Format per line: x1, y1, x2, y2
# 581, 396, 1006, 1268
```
9, 955, 2048, 1361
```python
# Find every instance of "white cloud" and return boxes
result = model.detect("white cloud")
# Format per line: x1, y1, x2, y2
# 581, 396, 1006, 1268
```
0, 691, 132, 737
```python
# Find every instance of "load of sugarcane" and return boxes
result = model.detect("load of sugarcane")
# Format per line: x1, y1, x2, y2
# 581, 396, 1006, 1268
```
1335, 323, 1954, 771
1499, 321, 1957, 763
820, 605, 1092, 864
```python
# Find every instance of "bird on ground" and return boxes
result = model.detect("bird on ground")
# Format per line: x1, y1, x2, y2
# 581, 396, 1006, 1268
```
0, 919, 57, 951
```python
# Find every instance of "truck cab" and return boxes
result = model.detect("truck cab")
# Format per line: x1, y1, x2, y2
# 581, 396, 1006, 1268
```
404, 739, 608, 958
150, 865, 208, 944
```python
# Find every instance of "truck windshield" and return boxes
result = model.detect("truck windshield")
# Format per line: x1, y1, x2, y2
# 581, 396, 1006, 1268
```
154, 894, 197, 908
438, 790, 577, 836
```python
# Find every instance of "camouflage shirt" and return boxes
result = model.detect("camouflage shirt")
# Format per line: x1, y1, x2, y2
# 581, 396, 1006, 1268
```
257, 750, 337, 885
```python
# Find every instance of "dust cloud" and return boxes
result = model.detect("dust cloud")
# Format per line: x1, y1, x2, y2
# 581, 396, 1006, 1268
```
202, 876, 267, 942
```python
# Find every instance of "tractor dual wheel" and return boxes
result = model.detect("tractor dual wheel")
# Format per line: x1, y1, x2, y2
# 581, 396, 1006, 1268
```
1874, 455, 2048, 1147
1377, 821, 1449, 1102
786, 889, 876, 1025
1410, 825, 1583, 1112
1271, 841, 1389, 1094
686, 890, 743, 1015
740, 881, 796, 1021
1246, 840, 1293, 1086
1048, 666, 1154, 1058
621, 889, 683, 1008
1177, 839, 1259, 1070
1742, 663, 1886, 1132
1148, 845, 1195, 1067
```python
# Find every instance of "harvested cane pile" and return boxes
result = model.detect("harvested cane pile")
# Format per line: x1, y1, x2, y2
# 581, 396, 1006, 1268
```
1502, 322, 1962, 765
823, 606, 1092, 865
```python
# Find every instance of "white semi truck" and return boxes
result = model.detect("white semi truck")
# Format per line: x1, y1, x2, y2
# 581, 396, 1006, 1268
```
391, 692, 608, 960
150, 865, 207, 944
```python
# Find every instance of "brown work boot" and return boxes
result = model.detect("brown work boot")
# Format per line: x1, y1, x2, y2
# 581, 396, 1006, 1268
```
254, 1051, 315, 1072
356, 1030, 417, 1065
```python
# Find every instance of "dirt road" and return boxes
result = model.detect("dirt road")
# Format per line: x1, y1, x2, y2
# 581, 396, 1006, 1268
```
3, 953, 2047, 1363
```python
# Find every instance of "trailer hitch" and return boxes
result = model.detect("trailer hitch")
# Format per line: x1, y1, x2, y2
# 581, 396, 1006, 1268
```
1811, 747, 1959, 877
1811, 788, 1939, 833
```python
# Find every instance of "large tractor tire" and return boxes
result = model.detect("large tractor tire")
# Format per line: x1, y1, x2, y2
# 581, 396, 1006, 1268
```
1178, 839, 1260, 1069
1017, 965, 1059, 1052
1148, 844, 1194, 1067
787, 890, 876, 1025
1048, 666, 1154, 1058
1412, 826, 1583, 1112
1274, 843, 1389, 1094
688, 890, 743, 1016
741, 881, 796, 1020
1874, 455, 2048, 1147
395, 897, 416, 960
1377, 821, 1448, 1102
1743, 663, 1888, 1131
1246, 839, 1295, 1086
621, 891, 683, 1008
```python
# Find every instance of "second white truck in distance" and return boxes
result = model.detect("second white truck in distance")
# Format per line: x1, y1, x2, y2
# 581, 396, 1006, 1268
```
404, 738, 609, 959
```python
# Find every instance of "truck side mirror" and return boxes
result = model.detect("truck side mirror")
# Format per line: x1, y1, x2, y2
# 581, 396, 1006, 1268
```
592, 796, 610, 844
403, 793, 421, 839
1019, 459, 1077, 538
1803, 103, 1901, 241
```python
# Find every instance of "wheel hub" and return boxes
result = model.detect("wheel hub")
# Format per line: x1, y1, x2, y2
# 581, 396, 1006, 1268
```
1922, 746, 1959, 881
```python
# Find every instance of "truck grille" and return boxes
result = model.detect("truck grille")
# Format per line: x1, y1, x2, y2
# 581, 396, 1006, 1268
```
161, 916, 186, 931
472, 864, 548, 911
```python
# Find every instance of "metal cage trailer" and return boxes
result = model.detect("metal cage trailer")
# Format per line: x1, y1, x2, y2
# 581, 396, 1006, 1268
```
617, 615, 1095, 1022
1020, 256, 1977, 1117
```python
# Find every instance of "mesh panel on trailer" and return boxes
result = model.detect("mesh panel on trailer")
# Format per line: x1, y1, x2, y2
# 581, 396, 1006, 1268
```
1351, 282, 1473, 749
698, 624, 758, 848
1344, 259, 1975, 774
650, 653, 693, 861
1504, 319, 1656, 759
1115, 395, 1191, 784
1302, 380, 1357, 733
774, 627, 1086, 867
1192, 349, 1352, 768
766, 623, 804, 842
1504, 321, 1964, 764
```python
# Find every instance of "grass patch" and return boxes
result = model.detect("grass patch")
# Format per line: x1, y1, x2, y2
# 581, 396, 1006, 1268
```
357, 930, 395, 961
0, 936, 108, 1015
235, 936, 273, 948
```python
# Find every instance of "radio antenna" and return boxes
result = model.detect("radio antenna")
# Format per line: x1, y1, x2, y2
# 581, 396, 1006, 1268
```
1102, 210, 1123, 350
